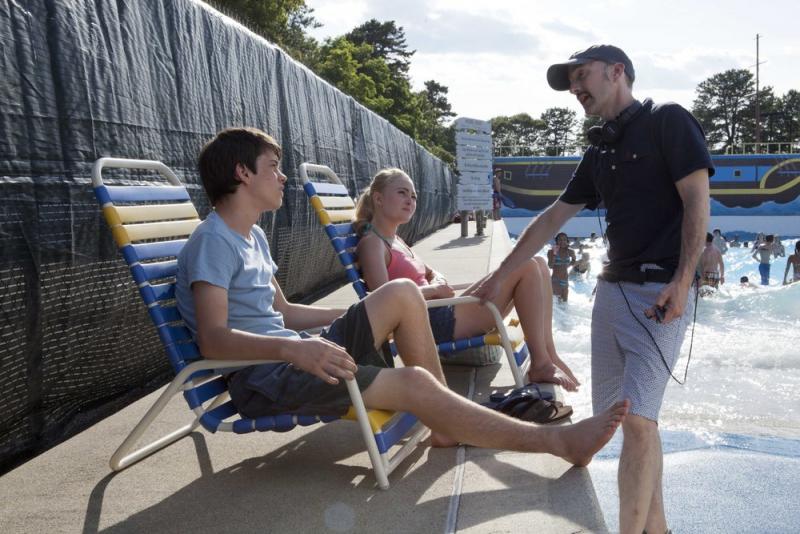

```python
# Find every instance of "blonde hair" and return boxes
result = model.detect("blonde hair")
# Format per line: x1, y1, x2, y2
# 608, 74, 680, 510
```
354, 168, 411, 235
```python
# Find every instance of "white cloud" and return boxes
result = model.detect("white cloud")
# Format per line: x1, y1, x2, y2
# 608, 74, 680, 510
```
307, 0, 800, 120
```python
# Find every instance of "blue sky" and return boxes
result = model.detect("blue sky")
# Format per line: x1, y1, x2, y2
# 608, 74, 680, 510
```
306, 0, 800, 122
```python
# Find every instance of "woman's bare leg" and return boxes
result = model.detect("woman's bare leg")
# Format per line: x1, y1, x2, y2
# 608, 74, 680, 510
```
453, 260, 577, 390
535, 257, 580, 385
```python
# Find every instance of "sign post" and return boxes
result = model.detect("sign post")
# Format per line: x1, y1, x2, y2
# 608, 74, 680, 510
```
454, 117, 493, 237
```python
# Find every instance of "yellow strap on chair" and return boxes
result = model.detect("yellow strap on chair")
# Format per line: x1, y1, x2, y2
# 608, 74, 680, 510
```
114, 203, 199, 223
343, 407, 395, 433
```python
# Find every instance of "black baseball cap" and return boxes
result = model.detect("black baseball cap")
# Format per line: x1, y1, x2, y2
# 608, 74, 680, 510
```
547, 44, 635, 91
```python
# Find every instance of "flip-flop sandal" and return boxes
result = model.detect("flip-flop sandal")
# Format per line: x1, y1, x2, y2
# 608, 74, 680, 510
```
488, 383, 554, 404
515, 399, 574, 424
482, 389, 537, 413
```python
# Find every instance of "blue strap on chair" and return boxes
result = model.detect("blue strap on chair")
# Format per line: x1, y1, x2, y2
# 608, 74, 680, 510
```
92, 157, 427, 489
299, 162, 530, 387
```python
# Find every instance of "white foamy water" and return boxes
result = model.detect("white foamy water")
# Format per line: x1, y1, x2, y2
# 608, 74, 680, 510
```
537, 238, 800, 442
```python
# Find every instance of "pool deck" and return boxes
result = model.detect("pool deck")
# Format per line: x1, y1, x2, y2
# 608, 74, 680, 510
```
0, 220, 610, 534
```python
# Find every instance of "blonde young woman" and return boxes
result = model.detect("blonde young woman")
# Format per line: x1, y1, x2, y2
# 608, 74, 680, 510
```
355, 168, 579, 391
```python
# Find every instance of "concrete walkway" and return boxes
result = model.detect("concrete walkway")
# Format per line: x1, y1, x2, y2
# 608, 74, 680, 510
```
0, 220, 608, 534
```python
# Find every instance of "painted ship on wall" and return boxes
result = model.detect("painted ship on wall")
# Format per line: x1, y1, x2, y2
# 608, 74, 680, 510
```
494, 154, 800, 237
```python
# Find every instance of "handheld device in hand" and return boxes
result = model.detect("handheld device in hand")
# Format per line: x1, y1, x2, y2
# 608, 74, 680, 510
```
644, 305, 666, 323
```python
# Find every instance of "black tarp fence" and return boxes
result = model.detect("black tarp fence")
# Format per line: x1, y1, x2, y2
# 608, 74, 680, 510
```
0, 0, 454, 471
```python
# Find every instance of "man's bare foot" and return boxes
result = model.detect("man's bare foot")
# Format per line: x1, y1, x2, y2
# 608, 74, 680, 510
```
552, 400, 629, 466
527, 362, 578, 391
431, 432, 459, 448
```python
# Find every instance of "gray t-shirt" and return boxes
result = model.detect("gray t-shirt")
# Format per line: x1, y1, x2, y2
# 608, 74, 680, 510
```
176, 210, 299, 341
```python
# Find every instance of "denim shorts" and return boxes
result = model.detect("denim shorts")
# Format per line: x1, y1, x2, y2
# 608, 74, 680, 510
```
428, 305, 456, 344
228, 300, 391, 418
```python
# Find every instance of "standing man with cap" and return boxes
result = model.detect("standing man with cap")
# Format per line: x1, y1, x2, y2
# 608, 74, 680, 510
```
470, 45, 713, 534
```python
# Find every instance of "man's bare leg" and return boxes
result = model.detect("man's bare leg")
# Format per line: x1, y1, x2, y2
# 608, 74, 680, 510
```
362, 279, 457, 445
643, 437, 667, 534
362, 366, 629, 464
618, 415, 664, 534
363, 279, 447, 385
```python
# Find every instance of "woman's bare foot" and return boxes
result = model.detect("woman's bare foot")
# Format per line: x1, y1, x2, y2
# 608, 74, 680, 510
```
546, 346, 581, 386
527, 362, 578, 391
551, 400, 630, 466
553, 358, 581, 386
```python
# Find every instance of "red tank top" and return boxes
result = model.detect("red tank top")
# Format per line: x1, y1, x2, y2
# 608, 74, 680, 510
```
386, 248, 427, 286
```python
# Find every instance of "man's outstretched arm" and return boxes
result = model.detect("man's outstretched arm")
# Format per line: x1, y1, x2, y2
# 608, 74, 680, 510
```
469, 200, 583, 301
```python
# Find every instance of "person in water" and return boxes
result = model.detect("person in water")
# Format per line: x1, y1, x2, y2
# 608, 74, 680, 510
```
752, 234, 775, 285
698, 232, 724, 288
784, 240, 800, 285
571, 246, 591, 276
548, 232, 576, 302
772, 235, 786, 257
711, 228, 728, 255
740, 276, 757, 288
355, 168, 580, 391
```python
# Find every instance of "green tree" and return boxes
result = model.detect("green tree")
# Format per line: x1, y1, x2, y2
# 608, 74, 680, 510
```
207, 0, 320, 62
692, 69, 754, 152
539, 107, 578, 156
751, 89, 800, 151
491, 114, 546, 156
780, 89, 800, 147
315, 37, 394, 115
344, 19, 414, 76
412, 81, 456, 162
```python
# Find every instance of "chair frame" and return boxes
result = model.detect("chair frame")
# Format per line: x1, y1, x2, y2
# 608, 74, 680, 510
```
299, 162, 530, 387
92, 157, 428, 489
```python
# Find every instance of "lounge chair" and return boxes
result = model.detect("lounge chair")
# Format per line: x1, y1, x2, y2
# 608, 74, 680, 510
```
91, 157, 428, 489
299, 163, 530, 388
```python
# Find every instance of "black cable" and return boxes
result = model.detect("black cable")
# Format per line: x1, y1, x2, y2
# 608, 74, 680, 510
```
616, 279, 697, 385
595, 209, 697, 385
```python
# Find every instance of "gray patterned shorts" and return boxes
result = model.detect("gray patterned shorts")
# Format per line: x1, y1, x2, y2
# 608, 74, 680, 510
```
591, 278, 694, 421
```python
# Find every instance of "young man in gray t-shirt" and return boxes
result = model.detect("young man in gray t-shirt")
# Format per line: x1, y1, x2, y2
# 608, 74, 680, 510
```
177, 127, 628, 462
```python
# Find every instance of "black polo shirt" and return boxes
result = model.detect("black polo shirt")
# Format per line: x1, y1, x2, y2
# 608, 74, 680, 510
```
559, 99, 714, 273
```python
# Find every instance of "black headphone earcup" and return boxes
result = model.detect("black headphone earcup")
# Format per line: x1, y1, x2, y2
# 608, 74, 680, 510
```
602, 120, 621, 144
587, 126, 603, 146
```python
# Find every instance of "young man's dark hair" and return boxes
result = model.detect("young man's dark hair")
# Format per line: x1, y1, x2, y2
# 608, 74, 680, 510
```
198, 127, 282, 205
706, 232, 713, 243
766, 234, 774, 243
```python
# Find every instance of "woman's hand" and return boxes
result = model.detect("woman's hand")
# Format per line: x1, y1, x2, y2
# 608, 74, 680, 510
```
423, 281, 455, 299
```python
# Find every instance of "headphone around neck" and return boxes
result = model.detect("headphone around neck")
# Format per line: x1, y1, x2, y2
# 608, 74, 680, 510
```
587, 99, 644, 146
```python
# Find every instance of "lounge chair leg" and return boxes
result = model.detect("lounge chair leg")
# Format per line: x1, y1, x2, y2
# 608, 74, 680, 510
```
109, 366, 204, 471
484, 302, 526, 387
346, 379, 391, 490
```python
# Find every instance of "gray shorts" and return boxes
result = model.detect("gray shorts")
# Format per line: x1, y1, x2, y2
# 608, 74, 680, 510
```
228, 300, 391, 418
591, 278, 694, 421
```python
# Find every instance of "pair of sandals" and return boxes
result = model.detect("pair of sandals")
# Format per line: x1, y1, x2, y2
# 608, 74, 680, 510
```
482, 383, 573, 424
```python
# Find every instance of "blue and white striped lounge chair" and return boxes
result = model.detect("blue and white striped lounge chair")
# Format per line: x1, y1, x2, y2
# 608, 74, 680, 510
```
92, 157, 428, 489
299, 163, 530, 388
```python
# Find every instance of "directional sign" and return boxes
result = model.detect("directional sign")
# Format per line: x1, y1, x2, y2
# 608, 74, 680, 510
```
454, 117, 492, 134
456, 183, 493, 211
456, 144, 492, 160
456, 156, 493, 173
458, 170, 492, 184
455, 131, 492, 147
